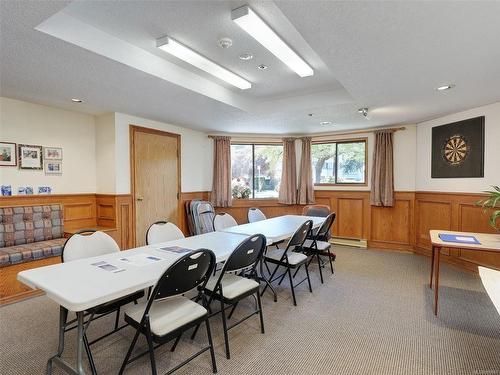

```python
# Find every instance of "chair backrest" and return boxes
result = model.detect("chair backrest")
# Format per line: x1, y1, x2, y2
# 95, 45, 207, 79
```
62, 230, 119, 262
223, 234, 266, 273
286, 220, 313, 250
302, 204, 331, 217
247, 207, 266, 223
151, 249, 215, 301
213, 213, 238, 231
315, 213, 336, 241
146, 221, 185, 245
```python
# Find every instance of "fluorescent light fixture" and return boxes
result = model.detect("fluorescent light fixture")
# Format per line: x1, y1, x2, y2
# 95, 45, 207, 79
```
436, 84, 455, 91
232, 5, 314, 77
157, 36, 251, 90
71, 98, 83, 103
320, 121, 332, 125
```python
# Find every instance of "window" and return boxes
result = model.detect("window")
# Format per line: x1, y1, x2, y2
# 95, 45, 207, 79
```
231, 144, 283, 198
311, 140, 366, 184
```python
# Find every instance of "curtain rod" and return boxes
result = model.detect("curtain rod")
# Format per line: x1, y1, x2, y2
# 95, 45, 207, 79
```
207, 126, 406, 140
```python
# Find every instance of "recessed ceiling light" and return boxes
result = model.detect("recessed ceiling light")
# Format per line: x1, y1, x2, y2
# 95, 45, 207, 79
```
71, 98, 83, 103
239, 53, 253, 61
436, 84, 455, 91
157, 36, 251, 90
257, 64, 268, 70
232, 5, 314, 77
320, 121, 332, 125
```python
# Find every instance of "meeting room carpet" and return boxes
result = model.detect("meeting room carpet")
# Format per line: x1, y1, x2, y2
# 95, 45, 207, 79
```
1, 246, 499, 375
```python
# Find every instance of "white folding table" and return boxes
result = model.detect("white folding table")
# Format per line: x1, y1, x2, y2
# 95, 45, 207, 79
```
478, 266, 500, 316
17, 231, 249, 375
220, 215, 325, 244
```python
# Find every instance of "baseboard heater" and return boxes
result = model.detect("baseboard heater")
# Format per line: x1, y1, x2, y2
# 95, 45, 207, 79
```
330, 236, 367, 249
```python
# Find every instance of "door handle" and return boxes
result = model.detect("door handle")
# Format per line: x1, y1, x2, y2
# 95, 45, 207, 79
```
136, 197, 144, 201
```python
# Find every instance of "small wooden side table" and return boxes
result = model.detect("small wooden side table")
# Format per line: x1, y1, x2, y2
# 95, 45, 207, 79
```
429, 230, 500, 316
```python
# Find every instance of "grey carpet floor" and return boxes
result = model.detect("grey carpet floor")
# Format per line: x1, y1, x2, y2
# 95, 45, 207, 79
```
1, 247, 499, 375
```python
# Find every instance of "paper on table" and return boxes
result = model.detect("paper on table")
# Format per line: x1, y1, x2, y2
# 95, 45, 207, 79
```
438, 233, 481, 244
119, 253, 164, 266
91, 261, 125, 273
156, 246, 192, 254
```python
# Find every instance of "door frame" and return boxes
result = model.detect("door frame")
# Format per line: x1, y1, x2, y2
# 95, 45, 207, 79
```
129, 124, 181, 247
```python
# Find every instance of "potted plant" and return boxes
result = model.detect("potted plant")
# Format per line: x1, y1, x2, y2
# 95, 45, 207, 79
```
477, 186, 500, 230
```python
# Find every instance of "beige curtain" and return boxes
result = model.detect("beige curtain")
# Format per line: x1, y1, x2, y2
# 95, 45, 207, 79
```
297, 137, 315, 204
370, 130, 395, 207
278, 138, 297, 205
211, 136, 232, 207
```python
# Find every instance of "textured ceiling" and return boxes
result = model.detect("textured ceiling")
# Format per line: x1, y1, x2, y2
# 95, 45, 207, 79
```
1, 1, 500, 134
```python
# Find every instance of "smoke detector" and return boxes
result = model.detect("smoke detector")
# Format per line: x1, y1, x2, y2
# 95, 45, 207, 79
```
218, 37, 233, 49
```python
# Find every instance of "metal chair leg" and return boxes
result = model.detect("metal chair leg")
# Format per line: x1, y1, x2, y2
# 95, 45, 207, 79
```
220, 299, 230, 359
256, 292, 265, 334
305, 261, 313, 293
114, 307, 121, 330
170, 333, 182, 352
205, 319, 218, 374
261, 263, 280, 296
145, 329, 157, 375
327, 248, 334, 274
118, 328, 141, 375
227, 301, 239, 320
317, 253, 324, 284
287, 267, 297, 306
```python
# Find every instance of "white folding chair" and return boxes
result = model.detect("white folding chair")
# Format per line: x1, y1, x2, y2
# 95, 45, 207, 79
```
61, 230, 144, 374
146, 221, 185, 245
213, 213, 238, 231
248, 207, 266, 223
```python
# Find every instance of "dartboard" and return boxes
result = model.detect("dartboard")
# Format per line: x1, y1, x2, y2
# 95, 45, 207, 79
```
442, 135, 469, 165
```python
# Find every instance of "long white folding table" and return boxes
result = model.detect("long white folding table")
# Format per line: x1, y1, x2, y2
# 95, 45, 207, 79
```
478, 266, 500, 316
220, 215, 325, 244
17, 231, 249, 375
220, 215, 326, 301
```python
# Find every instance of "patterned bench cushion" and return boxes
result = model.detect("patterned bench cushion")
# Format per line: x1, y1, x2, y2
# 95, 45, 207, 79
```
0, 205, 64, 248
0, 204, 64, 266
0, 238, 66, 266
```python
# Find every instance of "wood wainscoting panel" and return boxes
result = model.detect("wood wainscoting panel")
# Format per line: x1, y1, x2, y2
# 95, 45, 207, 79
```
337, 198, 364, 238
415, 200, 452, 251
370, 192, 415, 250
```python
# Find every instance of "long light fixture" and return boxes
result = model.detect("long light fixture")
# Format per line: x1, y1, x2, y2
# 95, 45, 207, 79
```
156, 36, 251, 90
232, 5, 314, 77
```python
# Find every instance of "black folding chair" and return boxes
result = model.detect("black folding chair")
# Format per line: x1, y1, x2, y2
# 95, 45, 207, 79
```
197, 234, 267, 359
119, 249, 217, 375
299, 213, 336, 283
261, 220, 313, 306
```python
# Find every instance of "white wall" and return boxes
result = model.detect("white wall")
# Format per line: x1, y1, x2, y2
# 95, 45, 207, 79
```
114, 113, 213, 194
416, 102, 500, 193
95, 113, 116, 194
0, 97, 97, 193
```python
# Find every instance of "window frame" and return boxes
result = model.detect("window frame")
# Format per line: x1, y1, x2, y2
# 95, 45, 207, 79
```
230, 142, 284, 200
311, 137, 368, 186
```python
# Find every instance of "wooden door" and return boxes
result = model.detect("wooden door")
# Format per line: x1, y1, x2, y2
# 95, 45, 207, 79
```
131, 126, 180, 247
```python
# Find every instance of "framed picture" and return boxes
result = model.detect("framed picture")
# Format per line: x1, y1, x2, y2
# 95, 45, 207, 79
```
45, 161, 62, 175
0, 142, 17, 167
18, 144, 43, 170
44, 147, 63, 160
431, 116, 485, 178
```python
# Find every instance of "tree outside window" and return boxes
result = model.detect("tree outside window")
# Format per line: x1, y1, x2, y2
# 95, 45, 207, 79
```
311, 140, 366, 184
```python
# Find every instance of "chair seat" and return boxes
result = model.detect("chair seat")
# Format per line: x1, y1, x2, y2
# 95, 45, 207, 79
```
302, 239, 331, 251
124, 296, 207, 337
265, 248, 308, 266
90, 290, 144, 315
205, 273, 259, 300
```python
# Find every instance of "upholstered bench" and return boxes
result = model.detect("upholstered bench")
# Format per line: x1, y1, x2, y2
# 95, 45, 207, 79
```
0, 205, 65, 304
